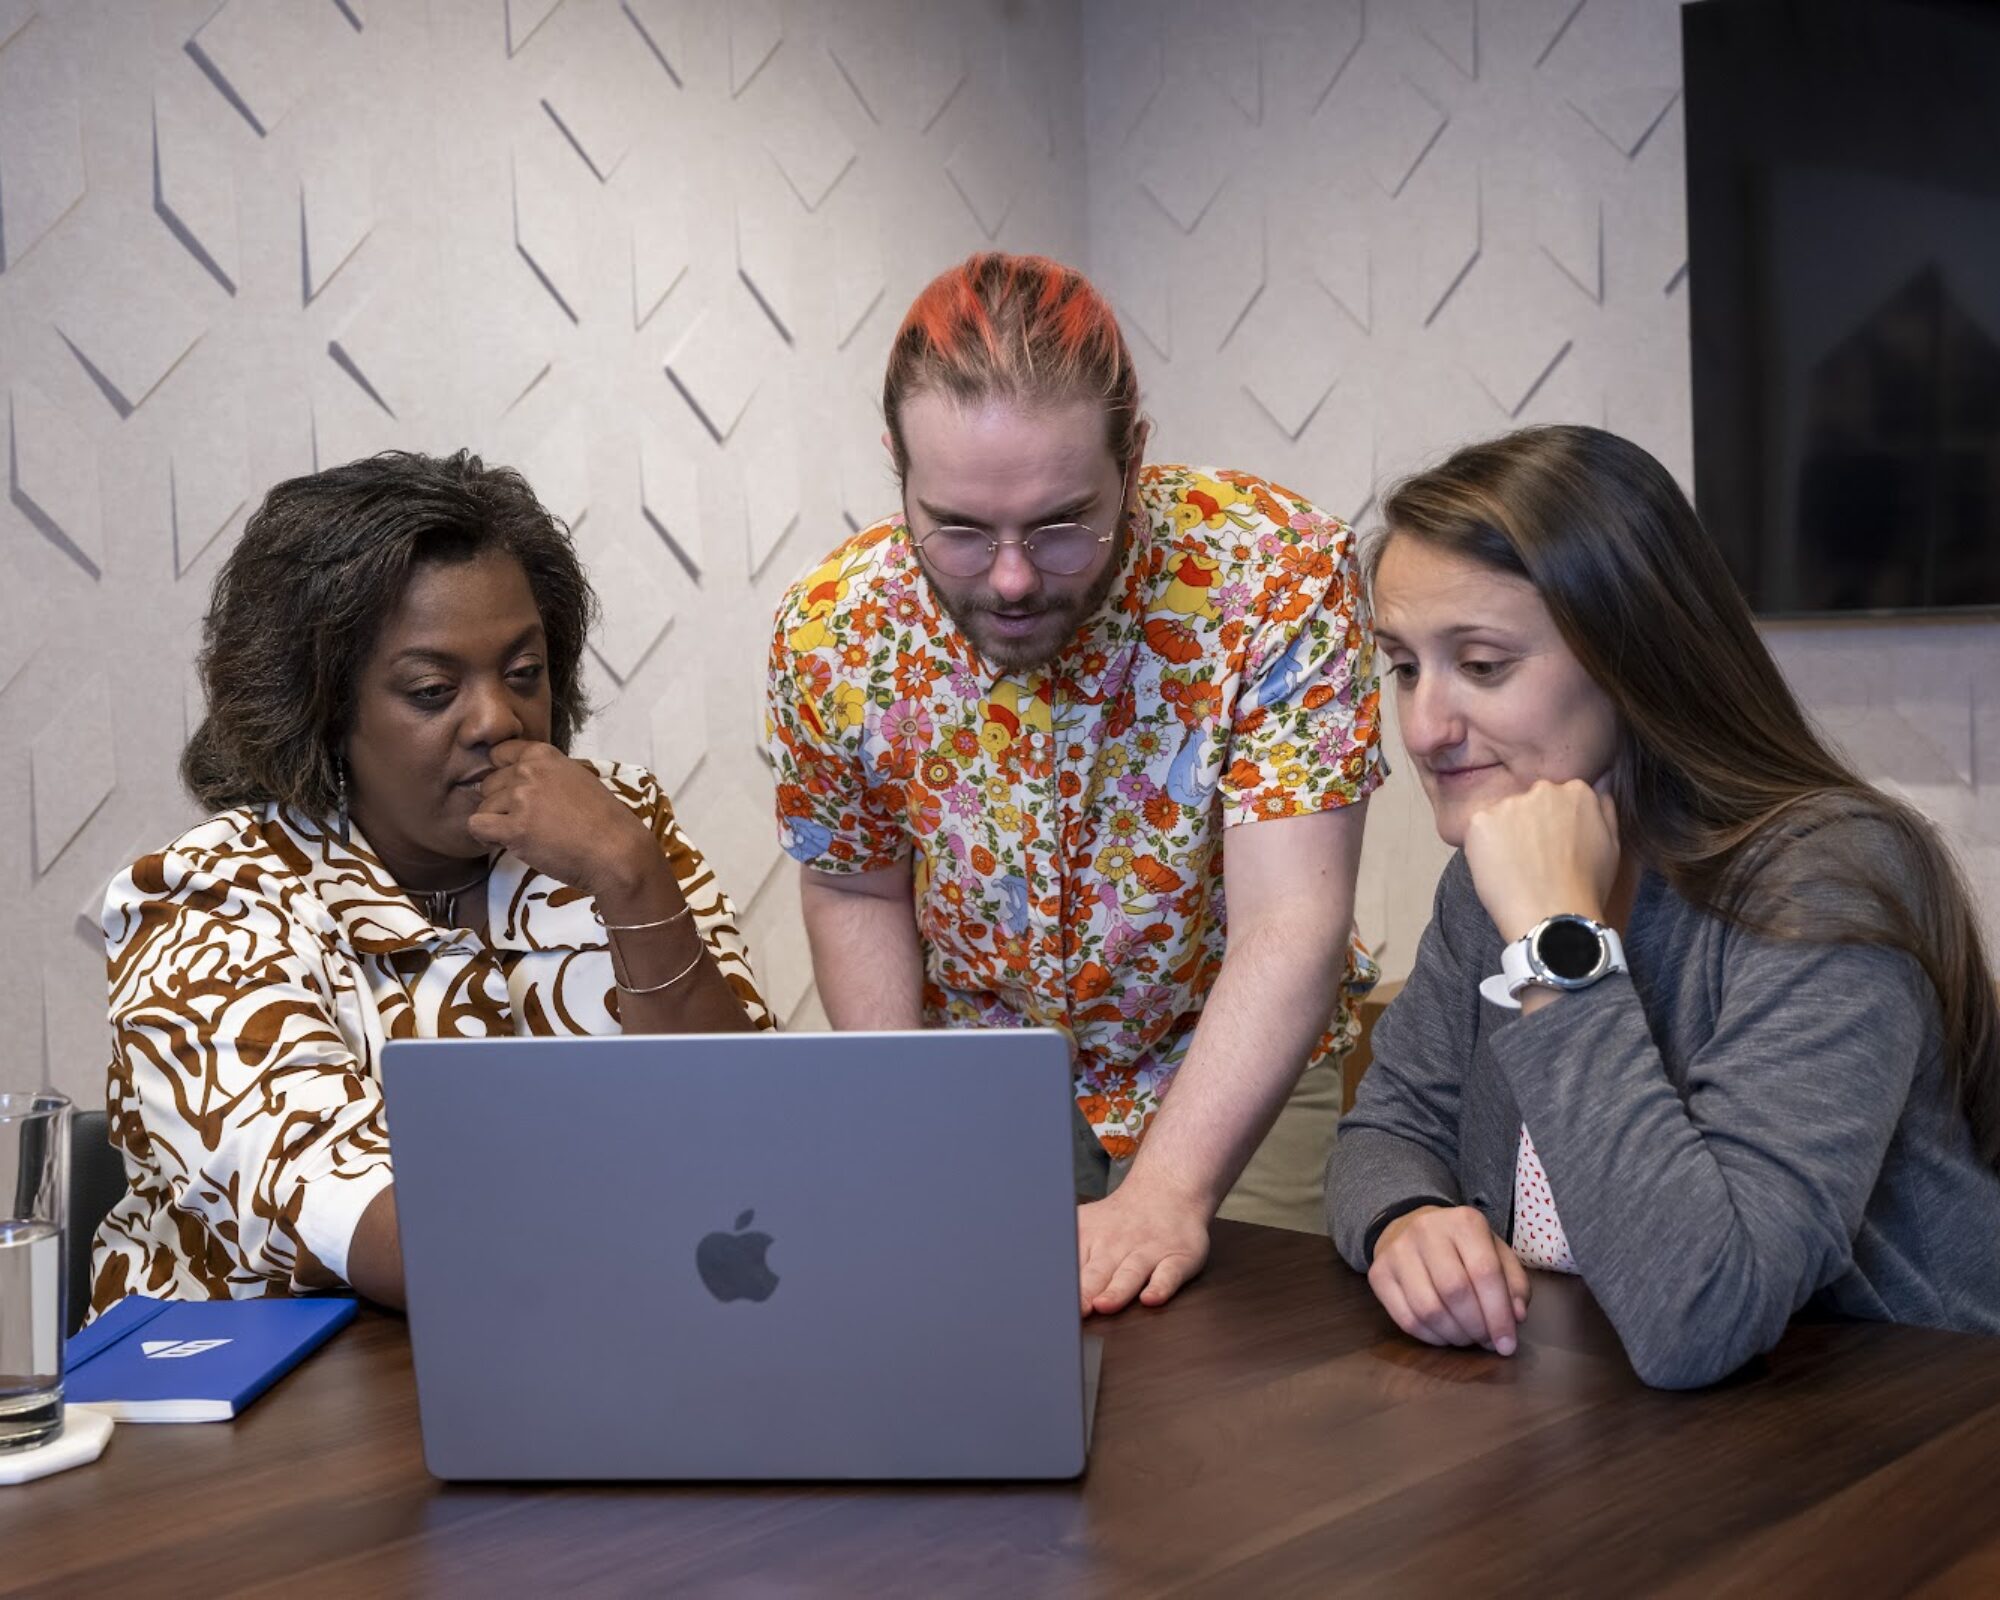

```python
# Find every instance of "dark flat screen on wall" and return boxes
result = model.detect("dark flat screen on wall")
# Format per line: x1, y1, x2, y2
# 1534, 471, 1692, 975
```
1683, 0, 2000, 616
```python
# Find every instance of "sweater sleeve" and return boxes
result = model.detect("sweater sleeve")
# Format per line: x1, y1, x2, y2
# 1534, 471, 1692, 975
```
1325, 858, 1483, 1268
1492, 919, 1933, 1389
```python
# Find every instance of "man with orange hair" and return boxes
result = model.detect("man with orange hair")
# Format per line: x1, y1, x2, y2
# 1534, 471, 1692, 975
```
766, 253, 1382, 1315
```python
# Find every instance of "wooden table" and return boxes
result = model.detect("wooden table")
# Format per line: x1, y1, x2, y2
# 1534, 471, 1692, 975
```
10, 1219, 2000, 1598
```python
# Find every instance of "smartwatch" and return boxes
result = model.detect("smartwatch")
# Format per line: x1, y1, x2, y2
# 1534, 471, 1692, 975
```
1479, 913, 1627, 1010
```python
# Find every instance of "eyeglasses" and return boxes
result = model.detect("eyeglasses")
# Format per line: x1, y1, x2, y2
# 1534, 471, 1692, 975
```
913, 519, 1117, 579
912, 464, 1136, 579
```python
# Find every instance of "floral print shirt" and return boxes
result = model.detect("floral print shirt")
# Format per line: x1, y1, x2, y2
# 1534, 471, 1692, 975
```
92, 760, 769, 1315
765, 465, 1384, 1158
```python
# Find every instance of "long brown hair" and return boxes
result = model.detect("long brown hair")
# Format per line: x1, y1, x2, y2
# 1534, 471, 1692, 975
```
1378, 424, 2000, 1165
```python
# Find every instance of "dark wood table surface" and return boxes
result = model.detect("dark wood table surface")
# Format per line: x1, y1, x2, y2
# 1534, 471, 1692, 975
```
10, 1218, 2000, 1598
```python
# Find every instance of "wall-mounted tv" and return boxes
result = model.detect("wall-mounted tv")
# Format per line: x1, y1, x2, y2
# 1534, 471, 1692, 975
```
1683, 0, 2000, 618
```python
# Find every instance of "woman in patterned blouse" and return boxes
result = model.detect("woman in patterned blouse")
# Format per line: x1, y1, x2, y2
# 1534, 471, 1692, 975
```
91, 451, 769, 1317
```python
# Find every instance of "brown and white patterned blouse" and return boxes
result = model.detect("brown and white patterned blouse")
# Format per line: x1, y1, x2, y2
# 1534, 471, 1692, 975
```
91, 760, 770, 1316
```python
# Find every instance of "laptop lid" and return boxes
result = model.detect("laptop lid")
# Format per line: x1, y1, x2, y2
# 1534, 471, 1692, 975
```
381, 1029, 1089, 1481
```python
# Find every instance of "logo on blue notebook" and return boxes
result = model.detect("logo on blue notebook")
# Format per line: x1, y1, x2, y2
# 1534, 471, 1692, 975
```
141, 1338, 232, 1360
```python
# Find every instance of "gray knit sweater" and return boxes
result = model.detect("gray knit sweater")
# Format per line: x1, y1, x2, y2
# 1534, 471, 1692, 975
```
1326, 831, 2000, 1389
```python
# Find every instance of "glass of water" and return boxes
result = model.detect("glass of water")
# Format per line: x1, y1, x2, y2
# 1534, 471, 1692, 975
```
0, 1091, 69, 1452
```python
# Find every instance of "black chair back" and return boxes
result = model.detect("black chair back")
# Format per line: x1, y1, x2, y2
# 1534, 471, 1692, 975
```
66, 1110, 127, 1334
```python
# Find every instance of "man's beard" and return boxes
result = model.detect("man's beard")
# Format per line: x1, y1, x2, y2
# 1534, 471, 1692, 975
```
929, 532, 1128, 673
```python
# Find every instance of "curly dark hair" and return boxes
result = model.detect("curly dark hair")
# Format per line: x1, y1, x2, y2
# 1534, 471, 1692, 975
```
182, 450, 599, 815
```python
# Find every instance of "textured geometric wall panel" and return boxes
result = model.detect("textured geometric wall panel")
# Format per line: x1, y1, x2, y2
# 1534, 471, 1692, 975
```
0, 15, 87, 271
1084, 0, 2000, 982
9, 381, 103, 577
0, 0, 1087, 1097
3, 1, 1992, 1105
29, 673, 116, 877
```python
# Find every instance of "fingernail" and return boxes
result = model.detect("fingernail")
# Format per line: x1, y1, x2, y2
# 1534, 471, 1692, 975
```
1497, 1335, 1516, 1355
1514, 1300, 1528, 1320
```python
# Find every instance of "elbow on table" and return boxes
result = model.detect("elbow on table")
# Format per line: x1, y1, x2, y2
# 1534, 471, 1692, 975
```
1624, 1338, 1762, 1392
1608, 1265, 1795, 1392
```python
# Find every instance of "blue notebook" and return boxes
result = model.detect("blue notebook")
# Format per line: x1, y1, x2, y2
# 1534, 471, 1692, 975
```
64, 1295, 358, 1422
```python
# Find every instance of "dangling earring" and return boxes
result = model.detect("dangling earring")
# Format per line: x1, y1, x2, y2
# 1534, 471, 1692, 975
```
335, 757, 350, 845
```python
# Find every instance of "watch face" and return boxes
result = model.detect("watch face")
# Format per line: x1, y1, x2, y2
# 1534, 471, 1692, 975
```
1534, 917, 1605, 981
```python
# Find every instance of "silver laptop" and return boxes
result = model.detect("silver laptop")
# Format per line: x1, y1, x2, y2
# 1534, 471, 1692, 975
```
381, 1029, 1098, 1481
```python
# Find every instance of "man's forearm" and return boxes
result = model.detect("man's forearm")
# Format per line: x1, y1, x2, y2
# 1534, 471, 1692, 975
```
1124, 914, 1350, 1213
800, 871, 927, 1030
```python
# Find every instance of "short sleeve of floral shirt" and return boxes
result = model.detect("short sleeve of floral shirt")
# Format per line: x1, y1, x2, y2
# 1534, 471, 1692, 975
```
762, 522, 914, 876
1197, 471, 1382, 826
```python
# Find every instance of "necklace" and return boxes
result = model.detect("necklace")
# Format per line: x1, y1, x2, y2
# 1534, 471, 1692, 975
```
409, 862, 493, 928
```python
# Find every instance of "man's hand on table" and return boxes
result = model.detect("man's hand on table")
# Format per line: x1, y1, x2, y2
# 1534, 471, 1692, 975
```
1077, 1175, 1212, 1316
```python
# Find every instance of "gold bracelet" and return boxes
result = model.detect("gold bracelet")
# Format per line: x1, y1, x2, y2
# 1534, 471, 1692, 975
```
613, 944, 705, 995
603, 904, 694, 933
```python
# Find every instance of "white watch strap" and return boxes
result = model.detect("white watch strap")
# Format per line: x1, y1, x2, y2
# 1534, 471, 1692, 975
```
1479, 970, 1527, 1009
1479, 923, 1628, 1010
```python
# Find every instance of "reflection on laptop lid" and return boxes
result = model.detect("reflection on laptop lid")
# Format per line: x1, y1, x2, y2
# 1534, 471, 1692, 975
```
383, 1028, 1095, 1481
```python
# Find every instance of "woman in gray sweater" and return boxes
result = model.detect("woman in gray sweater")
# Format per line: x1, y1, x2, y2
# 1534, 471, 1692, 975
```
1326, 424, 2000, 1389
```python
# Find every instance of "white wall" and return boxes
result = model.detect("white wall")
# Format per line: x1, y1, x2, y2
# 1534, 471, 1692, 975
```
3, 0, 1994, 1105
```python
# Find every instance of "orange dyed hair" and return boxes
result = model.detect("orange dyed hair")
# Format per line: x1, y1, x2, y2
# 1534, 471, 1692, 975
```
882, 253, 1142, 477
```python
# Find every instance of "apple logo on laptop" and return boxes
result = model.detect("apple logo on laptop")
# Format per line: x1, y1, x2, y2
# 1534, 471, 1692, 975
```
696, 1209, 779, 1303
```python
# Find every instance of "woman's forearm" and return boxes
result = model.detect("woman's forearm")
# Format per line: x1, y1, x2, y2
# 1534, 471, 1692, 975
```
1493, 939, 1923, 1388
600, 861, 760, 1033
343, 1184, 406, 1310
